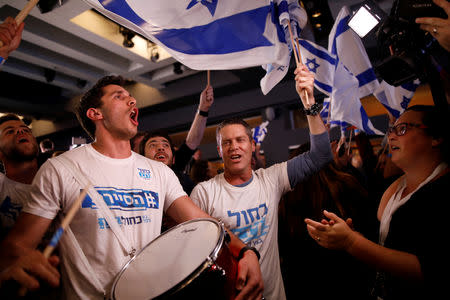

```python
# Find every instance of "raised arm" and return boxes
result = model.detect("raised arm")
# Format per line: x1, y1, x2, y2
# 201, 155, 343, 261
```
287, 66, 333, 187
0, 17, 24, 62
185, 85, 214, 150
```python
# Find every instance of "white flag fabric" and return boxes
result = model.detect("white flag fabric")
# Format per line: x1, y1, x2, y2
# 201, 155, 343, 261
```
83, 0, 307, 94
328, 6, 379, 98
374, 79, 421, 118
330, 61, 384, 135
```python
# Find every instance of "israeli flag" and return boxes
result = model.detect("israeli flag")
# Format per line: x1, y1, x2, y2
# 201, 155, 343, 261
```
83, 0, 306, 89
252, 121, 270, 144
260, 1, 308, 95
374, 79, 421, 118
330, 61, 384, 135
328, 6, 379, 98
298, 39, 337, 96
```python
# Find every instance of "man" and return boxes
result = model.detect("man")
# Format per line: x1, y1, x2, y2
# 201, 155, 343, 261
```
0, 76, 263, 299
140, 84, 214, 195
190, 65, 333, 300
0, 114, 39, 240
0, 17, 24, 67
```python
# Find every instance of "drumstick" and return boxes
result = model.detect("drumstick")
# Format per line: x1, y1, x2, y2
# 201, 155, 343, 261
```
18, 183, 92, 296
287, 21, 310, 105
0, 0, 39, 47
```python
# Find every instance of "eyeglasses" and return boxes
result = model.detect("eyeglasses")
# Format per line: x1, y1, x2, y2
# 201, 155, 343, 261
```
388, 122, 428, 136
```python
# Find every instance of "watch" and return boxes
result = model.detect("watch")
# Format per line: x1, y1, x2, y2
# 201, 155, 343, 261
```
304, 102, 322, 116
198, 110, 209, 117
238, 246, 260, 261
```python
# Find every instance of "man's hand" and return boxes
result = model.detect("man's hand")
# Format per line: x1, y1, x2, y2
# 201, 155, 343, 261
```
199, 85, 214, 112
0, 17, 25, 59
235, 250, 264, 300
0, 249, 60, 293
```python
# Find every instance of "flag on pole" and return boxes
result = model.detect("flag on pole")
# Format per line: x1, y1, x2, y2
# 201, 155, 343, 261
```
374, 79, 421, 118
83, 0, 307, 94
328, 6, 379, 98
252, 121, 270, 144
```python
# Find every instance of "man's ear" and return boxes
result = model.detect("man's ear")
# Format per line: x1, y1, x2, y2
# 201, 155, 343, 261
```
86, 108, 102, 121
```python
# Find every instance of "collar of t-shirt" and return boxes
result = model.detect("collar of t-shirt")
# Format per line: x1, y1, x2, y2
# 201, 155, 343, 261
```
233, 174, 254, 187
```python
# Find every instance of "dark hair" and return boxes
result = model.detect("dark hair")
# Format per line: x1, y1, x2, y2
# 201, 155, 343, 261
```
216, 118, 253, 146
404, 105, 449, 162
139, 129, 174, 156
76, 75, 126, 139
0, 113, 22, 127
130, 131, 147, 149
189, 159, 210, 184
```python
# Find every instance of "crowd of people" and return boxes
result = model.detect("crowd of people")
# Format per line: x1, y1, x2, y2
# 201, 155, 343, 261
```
0, 0, 449, 299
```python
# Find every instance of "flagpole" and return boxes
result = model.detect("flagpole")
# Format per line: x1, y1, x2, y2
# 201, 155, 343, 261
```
347, 128, 354, 156
207, 70, 210, 86
287, 21, 310, 105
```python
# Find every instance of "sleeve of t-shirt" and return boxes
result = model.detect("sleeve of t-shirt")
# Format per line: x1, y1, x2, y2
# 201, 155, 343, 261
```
189, 182, 211, 214
173, 142, 196, 172
286, 131, 332, 188
23, 160, 64, 220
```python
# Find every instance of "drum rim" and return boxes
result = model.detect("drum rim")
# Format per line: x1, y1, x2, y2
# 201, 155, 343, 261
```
110, 217, 225, 300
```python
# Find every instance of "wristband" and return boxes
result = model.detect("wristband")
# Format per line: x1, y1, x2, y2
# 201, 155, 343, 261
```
0, 56, 5, 65
238, 246, 260, 261
198, 110, 209, 117
304, 102, 322, 116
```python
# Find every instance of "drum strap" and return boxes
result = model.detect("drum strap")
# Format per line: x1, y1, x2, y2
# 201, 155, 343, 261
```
53, 155, 136, 294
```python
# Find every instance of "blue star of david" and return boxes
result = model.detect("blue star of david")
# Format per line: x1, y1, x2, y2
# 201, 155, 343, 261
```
305, 58, 320, 73
186, 0, 218, 17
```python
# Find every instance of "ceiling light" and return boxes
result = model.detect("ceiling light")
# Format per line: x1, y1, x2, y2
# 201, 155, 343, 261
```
312, 12, 321, 18
348, 0, 385, 38
119, 26, 136, 48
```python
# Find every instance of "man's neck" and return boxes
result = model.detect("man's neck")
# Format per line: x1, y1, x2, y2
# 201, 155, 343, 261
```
224, 168, 253, 186
91, 137, 132, 159
4, 160, 38, 184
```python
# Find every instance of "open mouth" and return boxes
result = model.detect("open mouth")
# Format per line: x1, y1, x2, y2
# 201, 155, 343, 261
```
154, 153, 167, 161
130, 108, 139, 126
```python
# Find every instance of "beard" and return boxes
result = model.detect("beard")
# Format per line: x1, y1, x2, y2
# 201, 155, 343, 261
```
2, 143, 39, 162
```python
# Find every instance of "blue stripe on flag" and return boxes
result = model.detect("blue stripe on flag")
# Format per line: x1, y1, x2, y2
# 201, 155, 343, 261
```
315, 80, 333, 93
330, 15, 350, 55
299, 40, 336, 65
359, 106, 375, 135
356, 68, 377, 87
99, 0, 273, 54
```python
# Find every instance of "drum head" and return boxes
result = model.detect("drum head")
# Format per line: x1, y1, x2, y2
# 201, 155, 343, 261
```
111, 218, 222, 300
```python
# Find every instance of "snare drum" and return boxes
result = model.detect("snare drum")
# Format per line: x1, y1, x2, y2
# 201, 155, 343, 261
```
110, 218, 237, 300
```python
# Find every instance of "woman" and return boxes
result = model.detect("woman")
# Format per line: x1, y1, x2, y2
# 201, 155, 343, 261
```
304, 105, 449, 300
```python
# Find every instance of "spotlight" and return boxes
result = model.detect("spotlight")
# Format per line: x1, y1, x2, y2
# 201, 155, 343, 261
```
173, 62, 183, 75
348, 0, 386, 38
150, 47, 159, 63
119, 26, 135, 48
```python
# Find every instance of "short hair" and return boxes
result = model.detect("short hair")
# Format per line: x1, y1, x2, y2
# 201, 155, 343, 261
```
139, 129, 174, 156
76, 75, 126, 139
130, 131, 147, 148
0, 113, 22, 127
404, 105, 449, 162
216, 118, 253, 146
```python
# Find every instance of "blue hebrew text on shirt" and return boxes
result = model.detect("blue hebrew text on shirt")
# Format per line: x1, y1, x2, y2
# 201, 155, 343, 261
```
227, 203, 269, 244
97, 215, 151, 229
0, 196, 22, 221
81, 187, 159, 211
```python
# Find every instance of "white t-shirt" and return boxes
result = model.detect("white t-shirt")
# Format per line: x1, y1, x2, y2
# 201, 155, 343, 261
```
23, 144, 186, 300
0, 173, 32, 239
190, 162, 291, 300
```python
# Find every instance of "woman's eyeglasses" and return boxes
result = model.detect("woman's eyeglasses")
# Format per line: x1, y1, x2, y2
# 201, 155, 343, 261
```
388, 122, 428, 136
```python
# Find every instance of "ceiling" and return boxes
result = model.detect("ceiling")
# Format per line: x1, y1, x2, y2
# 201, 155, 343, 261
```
0, 0, 394, 140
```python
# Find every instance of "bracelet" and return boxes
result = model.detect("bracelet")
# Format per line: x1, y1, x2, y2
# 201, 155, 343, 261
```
304, 102, 322, 116
198, 110, 209, 117
238, 246, 260, 261
0, 56, 5, 65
